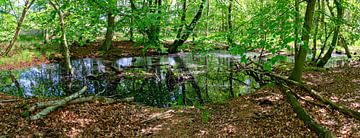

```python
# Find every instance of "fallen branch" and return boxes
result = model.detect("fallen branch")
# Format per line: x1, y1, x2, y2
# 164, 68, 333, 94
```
271, 73, 360, 121
236, 64, 360, 121
30, 86, 87, 121
141, 110, 175, 124
0, 99, 20, 103
279, 83, 335, 138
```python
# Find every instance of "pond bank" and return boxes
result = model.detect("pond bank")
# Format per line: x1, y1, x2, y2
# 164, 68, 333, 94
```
1, 63, 359, 137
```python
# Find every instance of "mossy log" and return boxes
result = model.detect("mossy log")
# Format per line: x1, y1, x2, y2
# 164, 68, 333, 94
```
29, 95, 134, 113
271, 73, 360, 121
0, 99, 19, 103
237, 65, 360, 121
30, 86, 87, 121
280, 84, 335, 138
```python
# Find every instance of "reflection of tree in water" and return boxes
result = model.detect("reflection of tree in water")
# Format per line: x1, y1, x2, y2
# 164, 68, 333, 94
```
3, 52, 263, 107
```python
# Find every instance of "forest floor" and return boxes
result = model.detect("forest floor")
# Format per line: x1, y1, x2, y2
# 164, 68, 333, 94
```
1, 62, 359, 137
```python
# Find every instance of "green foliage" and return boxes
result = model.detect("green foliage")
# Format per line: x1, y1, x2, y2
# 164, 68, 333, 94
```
21, 111, 30, 118
0, 14, 16, 42
200, 108, 211, 124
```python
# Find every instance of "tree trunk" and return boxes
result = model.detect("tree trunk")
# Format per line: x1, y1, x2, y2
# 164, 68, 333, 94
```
317, 0, 343, 67
49, 1, 74, 75
272, 73, 360, 121
129, 16, 134, 41
339, 34, 352, 58
168, 0, 206, 53
175, 0, 187, 41
1, 0, 35, 57
279, 84, 335, 137
227, 0, 234, 46
293, 0, 300, 56
205, 0, 210, 37
311, 0, 321, 62
315, 29, 333, 63
30, 86, 87, 120
289, 0, 316, 81
101, 12, 116, 51
44, 29, 50, 44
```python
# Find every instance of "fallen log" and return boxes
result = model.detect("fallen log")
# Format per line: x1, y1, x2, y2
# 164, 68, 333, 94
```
270, 73, 360, 121
29, 89, 106, 112
0, 99, 20, 103
69, 96, 134, 104
30, 86, 87, 121
280, 84, 335, 138
29, 95, 134, 112
237, 65, 360, 121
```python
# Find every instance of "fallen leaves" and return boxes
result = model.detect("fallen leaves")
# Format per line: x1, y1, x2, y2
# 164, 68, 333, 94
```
0, 63, 359, 137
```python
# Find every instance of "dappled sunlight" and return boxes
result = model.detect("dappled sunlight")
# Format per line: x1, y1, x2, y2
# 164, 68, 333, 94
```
60, 111, 95, 137
141, 124, 164, 135
338, 123, 358, 138
219, 124, 237, 135
330, 96, 340, 102
0, 0, 359, 136
66, 127, 82, 138
352, 79, 360, 84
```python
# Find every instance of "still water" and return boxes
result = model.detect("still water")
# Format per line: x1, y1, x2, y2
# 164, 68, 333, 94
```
0, 51, 348, 107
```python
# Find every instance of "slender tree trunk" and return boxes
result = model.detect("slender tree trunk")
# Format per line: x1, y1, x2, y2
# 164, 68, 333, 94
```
317, 0, 343, 67
289, 0, 316, 81
129, 14, 134, 41
175, 0, 187, 40
294, 0, 300, 56
44, 29, 50, 44
169, 0, 207, 53
227, 0, 234, 46
339, 34, 352, 58
205, 0, 210, 37
1, 0, 35, 56
316, 29, 333, 63
49, 1, 73, 75
101, 12, 115, 51
311, 0, 321, 62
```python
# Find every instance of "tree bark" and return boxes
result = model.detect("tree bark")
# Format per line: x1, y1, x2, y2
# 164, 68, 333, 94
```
1, 0, 35, 57
101, 12, 116, 51
294, 0, 300, 56
311, 0, 321, 62
168, 0, 207, 53
205, 0, 210, 36
175, 0, 187, 41
279, 84, 335, 138
49, 1, 74, 75
30, 86, 87, 120
236, 63, 360, 121
227, 0, 234, 46
315, 29, 333, 63
289, 0, 316, 81
272, 73, 360, 121
339, 34, 352, 58
317, 0, 344, 67
44, 29, 50, 44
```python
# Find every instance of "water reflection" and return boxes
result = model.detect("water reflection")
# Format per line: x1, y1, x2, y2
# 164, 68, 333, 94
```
0, 51, 348, 107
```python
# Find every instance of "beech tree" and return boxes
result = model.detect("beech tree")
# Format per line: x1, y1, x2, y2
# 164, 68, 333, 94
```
1, 0, 35, 56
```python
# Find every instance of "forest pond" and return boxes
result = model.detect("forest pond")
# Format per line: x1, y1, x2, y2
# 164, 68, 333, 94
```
0, 51, 348, 107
